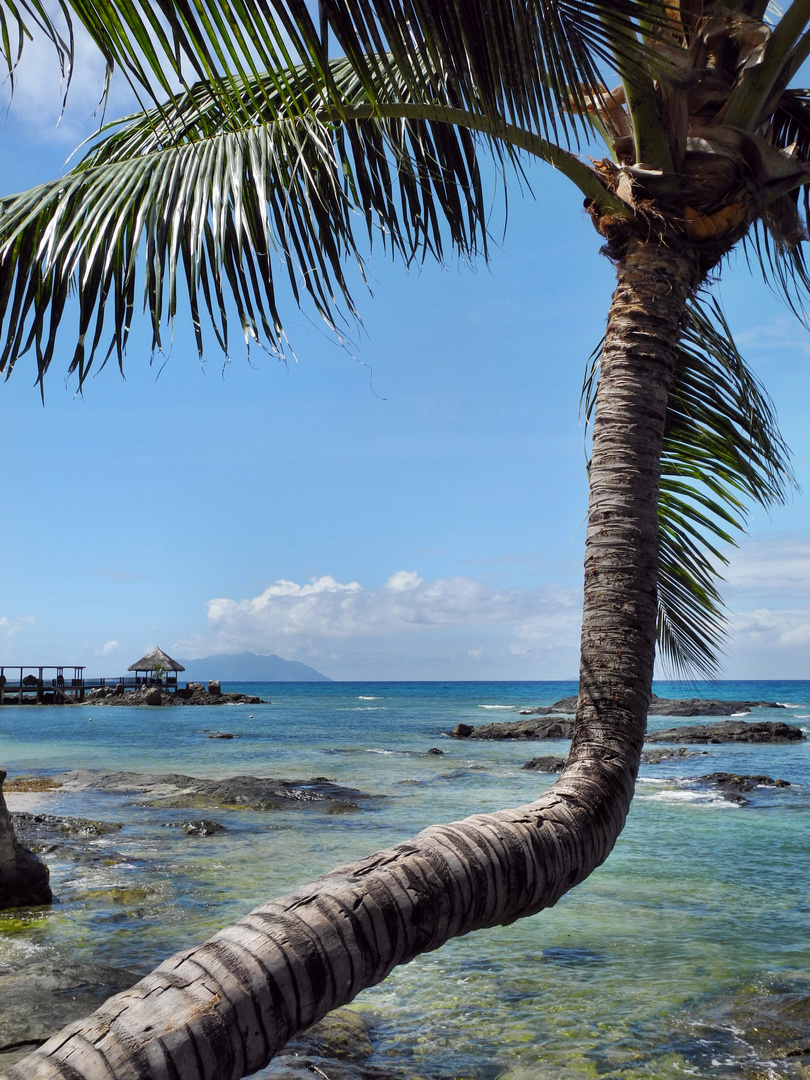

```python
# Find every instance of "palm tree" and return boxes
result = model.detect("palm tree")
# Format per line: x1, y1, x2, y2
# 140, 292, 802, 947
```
0, 2, 802, 1078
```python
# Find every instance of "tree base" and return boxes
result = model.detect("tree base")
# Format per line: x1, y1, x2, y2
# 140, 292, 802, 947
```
0, 848, 53, 910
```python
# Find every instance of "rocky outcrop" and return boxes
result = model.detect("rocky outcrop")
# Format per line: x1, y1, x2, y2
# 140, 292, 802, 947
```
646, 720, 805, 743
30, 769, 376, 814
0, 769, 52, 910
522, 756, 568, 772
639, 747, 708, 764
451, 717, 575, 740
161, 819, 228, 836
697, 772, 790, 805
85, 683, 264, 707
518, 694, 785, 717
647, 695, 785, 716
454, 716, 803, 743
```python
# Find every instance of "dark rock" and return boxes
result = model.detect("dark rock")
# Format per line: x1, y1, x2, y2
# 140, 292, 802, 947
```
700, 771, 790, 791
522, 756, 568, 772
208, 680, 221, 696
0, 769, 52, 911
11, 813, 123, 839
427, 748, 444, 755
207, 732, 237, 739
647, 694, 785, 716
181, 819, 228, 836
462, 717, 575, 741
0, 956, 138, 1069
647, 720, 805, 744
86, 685, 264, 707
519, 694, 786, 718
640, 747, 708, 764
698, 772, 790, 804
451, 723, 473, 738
45, 769, 377, 813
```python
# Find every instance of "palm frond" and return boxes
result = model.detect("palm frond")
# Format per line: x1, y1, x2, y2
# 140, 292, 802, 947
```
739, 90, 810, 319
6, 1, 667, 139
582, 295, 796, 678
0, 59, 495, 387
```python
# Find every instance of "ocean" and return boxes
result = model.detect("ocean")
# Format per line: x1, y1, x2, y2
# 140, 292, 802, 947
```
1, 680, 808, 1080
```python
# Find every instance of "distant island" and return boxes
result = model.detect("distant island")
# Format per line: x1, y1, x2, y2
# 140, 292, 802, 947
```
177, 652, 331, 682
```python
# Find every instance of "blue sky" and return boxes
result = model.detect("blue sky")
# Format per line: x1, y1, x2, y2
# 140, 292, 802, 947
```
1, 26, 809, 681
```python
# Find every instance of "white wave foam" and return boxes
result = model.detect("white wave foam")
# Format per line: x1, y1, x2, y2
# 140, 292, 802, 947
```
358, 696, 379, 700
479, 704, 514, 709
365, 748, 397, 755
731, 711, 749, 717
779, 703, 802, 708
637, 789, 738, 808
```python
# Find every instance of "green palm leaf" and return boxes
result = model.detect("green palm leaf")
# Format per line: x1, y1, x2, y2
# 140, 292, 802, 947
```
0, 58, 498, 385
3, 1, 663, 132
582, 295, 796, 678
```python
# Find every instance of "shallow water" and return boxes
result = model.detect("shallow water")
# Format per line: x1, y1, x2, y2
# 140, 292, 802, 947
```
1, 680, 808, 1079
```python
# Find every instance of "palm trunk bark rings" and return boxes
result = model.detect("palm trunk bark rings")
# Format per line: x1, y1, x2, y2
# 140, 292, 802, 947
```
4, 238, 701, 1080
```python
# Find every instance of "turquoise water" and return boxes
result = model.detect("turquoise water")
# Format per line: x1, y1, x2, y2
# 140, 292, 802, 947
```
1, 680, 809, 1079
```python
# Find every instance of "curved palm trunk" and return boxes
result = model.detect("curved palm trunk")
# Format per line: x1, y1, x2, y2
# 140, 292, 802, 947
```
4, 239, 700, 1080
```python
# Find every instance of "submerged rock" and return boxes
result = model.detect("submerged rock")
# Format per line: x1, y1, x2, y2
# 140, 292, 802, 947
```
647, 720, 805, 744
180, 819, 228, 836
677, 978, 810, 1077
42, 769, 376, 813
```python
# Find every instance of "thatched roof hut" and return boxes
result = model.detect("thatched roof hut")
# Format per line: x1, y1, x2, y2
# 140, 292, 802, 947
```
128, 648, 185, 687
128, 647, 185, 672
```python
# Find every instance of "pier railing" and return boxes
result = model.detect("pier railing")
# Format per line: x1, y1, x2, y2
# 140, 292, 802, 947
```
0, 666, 85, 705
0, 668, 186, 704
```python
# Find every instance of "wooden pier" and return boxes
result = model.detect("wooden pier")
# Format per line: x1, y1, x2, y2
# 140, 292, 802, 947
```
0, 666, 86, 705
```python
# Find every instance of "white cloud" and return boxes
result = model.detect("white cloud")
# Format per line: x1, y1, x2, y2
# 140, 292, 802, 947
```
178, 571, 582, 663
725, 535, 810, 594
4, 16, 139, 145
0, 615, 36, 642
735, 315, 810, 359
731, 607, 810, 650
100, 640, 120, 655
